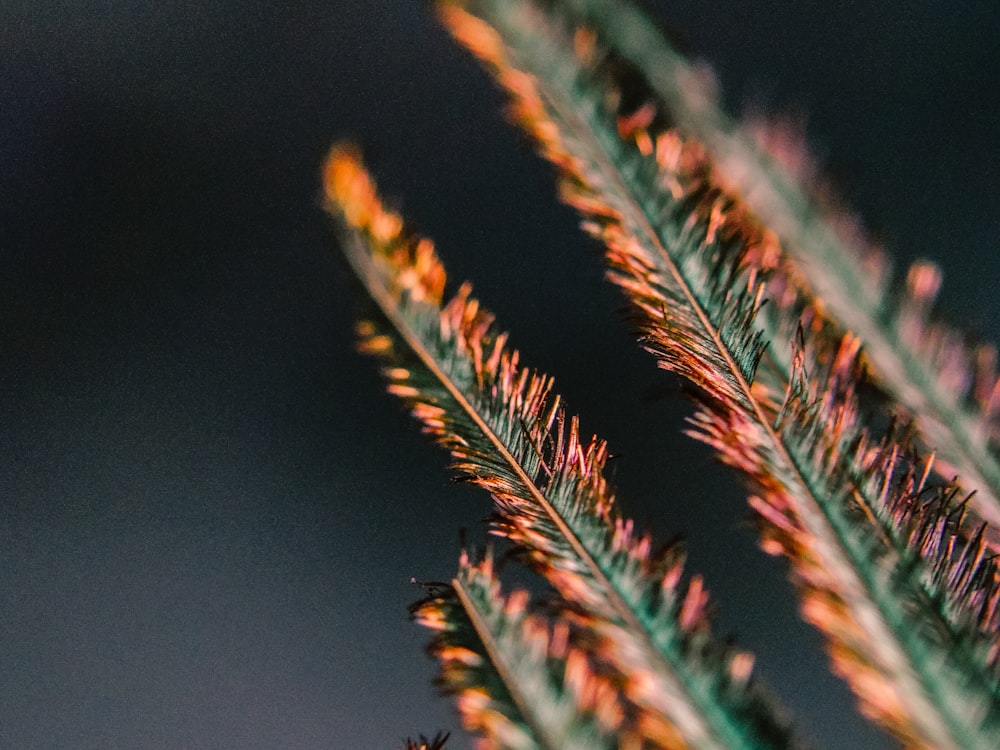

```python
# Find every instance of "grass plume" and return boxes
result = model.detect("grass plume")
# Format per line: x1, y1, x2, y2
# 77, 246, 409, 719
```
326, 1, 1000, 747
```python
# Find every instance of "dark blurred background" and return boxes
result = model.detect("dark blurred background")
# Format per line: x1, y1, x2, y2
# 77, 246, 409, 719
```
2, 1, 998, 748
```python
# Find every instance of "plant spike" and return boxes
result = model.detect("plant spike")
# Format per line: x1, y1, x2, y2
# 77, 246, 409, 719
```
412, 550, 626, 750
324, 145, 802, 749
434, 0, 1000, 746
543, 0, 1000, 533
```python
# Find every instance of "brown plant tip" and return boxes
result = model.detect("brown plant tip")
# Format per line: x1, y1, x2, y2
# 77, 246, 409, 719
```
403, 731, 450, 750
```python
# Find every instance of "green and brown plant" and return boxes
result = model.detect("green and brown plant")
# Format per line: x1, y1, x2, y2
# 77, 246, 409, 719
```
324, 1, 1000, 747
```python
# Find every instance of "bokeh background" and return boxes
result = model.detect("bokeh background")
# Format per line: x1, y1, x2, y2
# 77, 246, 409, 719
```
3, 1, 998, 748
